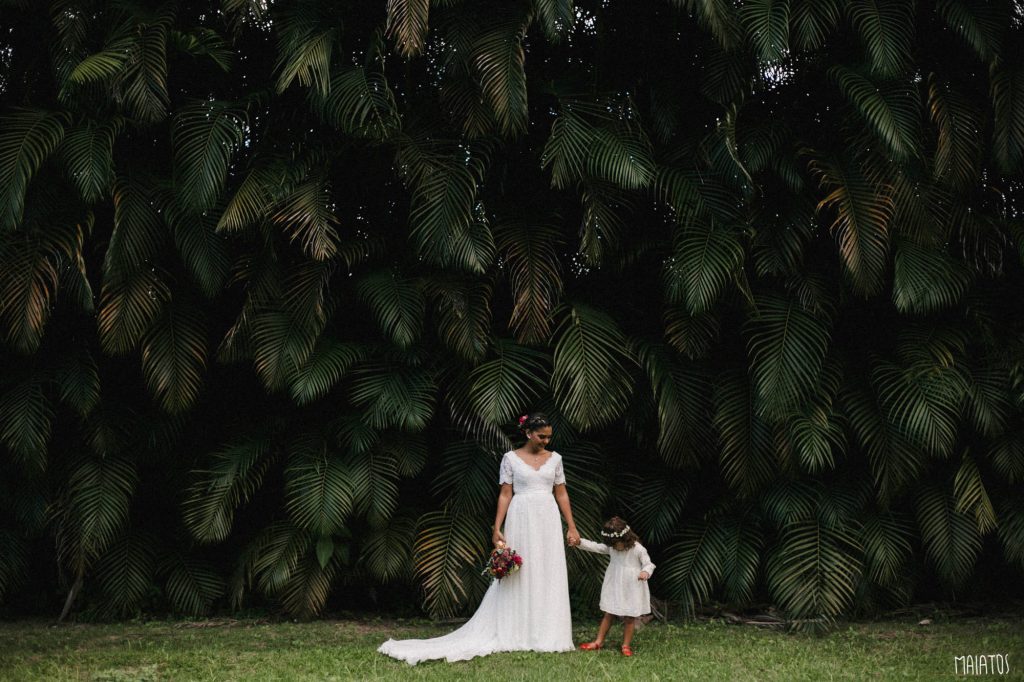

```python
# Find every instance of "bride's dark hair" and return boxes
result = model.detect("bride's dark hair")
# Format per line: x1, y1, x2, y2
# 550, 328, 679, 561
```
517, 412, 551, 434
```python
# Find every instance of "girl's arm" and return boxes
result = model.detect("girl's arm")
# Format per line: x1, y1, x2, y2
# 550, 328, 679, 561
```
493, 484, 513, 547
636, 543, 656, 577
574, 537, 610, 555
553, 483, 580, 545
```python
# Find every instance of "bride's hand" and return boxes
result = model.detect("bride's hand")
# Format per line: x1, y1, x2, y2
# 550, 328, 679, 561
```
492, 530, 505, 548
566, 529, 580, 546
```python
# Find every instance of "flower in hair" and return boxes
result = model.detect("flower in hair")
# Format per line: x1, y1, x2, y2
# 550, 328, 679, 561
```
601, 525, 631, 539
518, 415, 528, 426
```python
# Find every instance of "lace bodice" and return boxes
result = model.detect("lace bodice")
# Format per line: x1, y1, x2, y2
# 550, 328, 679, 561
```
499, 451, 566, 494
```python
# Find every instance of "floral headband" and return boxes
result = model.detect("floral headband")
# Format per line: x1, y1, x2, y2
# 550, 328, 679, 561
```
601, 525, 631, 538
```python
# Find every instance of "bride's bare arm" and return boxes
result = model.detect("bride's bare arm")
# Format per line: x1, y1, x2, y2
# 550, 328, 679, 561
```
554, 484, 579, 545
493, 483, 513, 546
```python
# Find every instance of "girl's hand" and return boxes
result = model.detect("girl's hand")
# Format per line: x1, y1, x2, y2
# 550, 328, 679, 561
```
492, 530, 505, 548
566, 528, 580, 546
638, 571, 650, 581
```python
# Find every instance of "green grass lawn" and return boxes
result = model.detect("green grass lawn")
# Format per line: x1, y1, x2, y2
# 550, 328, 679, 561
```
0, 616, 1021, 681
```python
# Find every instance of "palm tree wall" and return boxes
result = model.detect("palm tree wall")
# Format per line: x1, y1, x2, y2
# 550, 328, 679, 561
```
1, 0, 1023, 626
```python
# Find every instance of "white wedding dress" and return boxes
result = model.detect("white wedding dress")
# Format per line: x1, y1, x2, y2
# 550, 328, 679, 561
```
378, 451, 574, 664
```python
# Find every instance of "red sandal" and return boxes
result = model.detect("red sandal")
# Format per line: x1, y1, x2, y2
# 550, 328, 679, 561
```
621, 645, 633, 657
579, 641, 603, 651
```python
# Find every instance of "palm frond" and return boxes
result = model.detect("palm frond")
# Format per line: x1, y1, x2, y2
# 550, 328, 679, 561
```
57, 452, 137, 570
350, 360, 437, 432
664, 308, 720, 360
739, 0, 790, 64
429, 279, 492, 364
790, 0, 840, 51
121, 9, 174, 122
636, 341, 711, 467
172, 101, 246, 212
361, 514, 415, 581
660, 520, 727, 616
713, 370, 776, 496
0, 530, 28, 602
95, 531, 157, 617
807, 151, 893, 295
275, 5, 336, 95
745, 293, 831, 419
997, 496, 1024, 570
0, 109, 69, 230
872, 359, 965, 458
170, 27, 234, 72
184, 438, 273, 543
53, 347, 100, 417
928, 75, 983, 190
844, 0, 913, 78
533, 0, 573, 42
357, 270, 424, 349
936, 0, 1003, 62
915, 483, 981, 586
140, 300, 208, 414
830, 66, 921, 162
859, 511, 913, 587
290, 338, 366, 406
0, 235, 62, 353
414, 509, 489, 618
466, 339, 549, 425
766, 518, 862, 628
60, 119, 121, 203
168, 209, 231, 299
892, 238, 971, 313
162, 554, 225, 615
314, 66, 401, 140
285, 437, 352, 535
622, 473, 689, 544
432, 441, 501, 516
494, 218, 564, 344
473, 11, 529, 136
953, 452, 997, 535
106, 173, 169, 275
670, 0, 742, 49
664, 219, 744, 315
0, 377, 52, 469
386, 0, 430, 58
551, 304, 634, 431
270, 164, 340, 260
990, 60, 1024, 174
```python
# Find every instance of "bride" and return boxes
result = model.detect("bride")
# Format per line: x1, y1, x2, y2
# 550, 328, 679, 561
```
378, 413, 580, 664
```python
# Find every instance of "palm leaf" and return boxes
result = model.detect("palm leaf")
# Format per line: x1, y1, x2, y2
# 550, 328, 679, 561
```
551, 303, 634, 431
830, 66, 920, 162
872, 359, 965, 458
184, 438, 273, 543
361, 515, 415, 581
58, 452, 136, 569
168, 209, 231, 299
170, 27, 234, 72
997, 497, 1024, 570
357, 270, 424, 349
429, 279, 492, 363
413, 509, 489, 618
95, 531, 157, 616
494, 219, 564, 343
407, 155, 486, 272
664, 308, 720, 360
270, 165, 340, 261
859, 511, 913, 587
285, 437, 352, 535
936, 0, 1003, 62
892, 238, 971, 313
664, 219, 745, 315
275, 6, 335, 95
0, 530, 28, 601
467, 340, 549, 425
0, 236, 61, 353
844, 0, 913, 78
350, 361, 437, 432
0, 109, 69, 230
990, 60, 1024, 174
745, 293, 831, 418
106, 172, 168, 275
622, 473, 689, 544
140, 300, 208, 414
533, 0, 573, 42
162, 554, 225, 615
0, 377, 52, 468
386, 0, 430, 58
636, 341, 711, 467
808, 151, 893, 295
915, 483, 981, 586
790, 0, 839, 51
289, 338, 366, 406
121, 10, 173, 122
927, 76, 983, 190
739, 0, 790, 64
713, 371, 776, 496
315, 66, 401, 140
60, 119, 121, 203
660, 521, 727, 615
432, 441, 501, 516
53, 347, 101, 417
473, 12, 529, 136
953, 452, 997, 535
172, 101, 246, 212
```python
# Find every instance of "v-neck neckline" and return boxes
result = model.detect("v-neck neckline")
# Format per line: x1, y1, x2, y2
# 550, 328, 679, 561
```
511, 450, 555, 472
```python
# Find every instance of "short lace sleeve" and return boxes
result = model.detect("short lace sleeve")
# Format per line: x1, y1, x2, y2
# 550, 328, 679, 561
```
553, 454, 566, 485
499, 453, 514, 485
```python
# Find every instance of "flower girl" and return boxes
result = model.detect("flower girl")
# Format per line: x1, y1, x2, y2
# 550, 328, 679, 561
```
573, 516, 655, 656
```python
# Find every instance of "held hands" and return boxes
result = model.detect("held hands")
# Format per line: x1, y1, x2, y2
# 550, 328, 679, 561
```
566, 529, 580, 546
638, 571, 650, 581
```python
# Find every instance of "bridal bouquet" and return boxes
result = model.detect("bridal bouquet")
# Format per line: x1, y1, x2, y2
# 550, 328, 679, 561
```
482, 544, 523, 580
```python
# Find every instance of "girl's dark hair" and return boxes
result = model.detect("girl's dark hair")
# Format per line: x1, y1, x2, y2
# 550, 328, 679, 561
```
600, 516, 639, 550
517, 412, 551, 434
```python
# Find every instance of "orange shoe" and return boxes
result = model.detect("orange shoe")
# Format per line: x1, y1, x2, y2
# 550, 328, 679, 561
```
621, 645, 633, 657
579, 641, 603, 651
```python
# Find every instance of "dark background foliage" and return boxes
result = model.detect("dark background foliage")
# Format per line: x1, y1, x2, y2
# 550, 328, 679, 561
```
1, 0, 1023, 627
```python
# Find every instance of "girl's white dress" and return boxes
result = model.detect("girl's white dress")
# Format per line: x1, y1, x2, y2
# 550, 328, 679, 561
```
378, 451, 574, 664
576, 538, 656, 617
